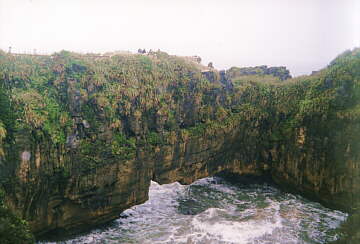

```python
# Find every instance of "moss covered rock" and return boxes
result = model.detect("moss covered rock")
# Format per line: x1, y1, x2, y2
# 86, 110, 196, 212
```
0, 48, 359, 242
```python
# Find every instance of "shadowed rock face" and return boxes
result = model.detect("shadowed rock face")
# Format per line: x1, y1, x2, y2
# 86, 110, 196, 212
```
4, 113, 269, 237
0, 49, 359, 239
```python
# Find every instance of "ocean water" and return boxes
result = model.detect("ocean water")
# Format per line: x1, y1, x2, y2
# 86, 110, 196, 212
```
41, 177, 347, 244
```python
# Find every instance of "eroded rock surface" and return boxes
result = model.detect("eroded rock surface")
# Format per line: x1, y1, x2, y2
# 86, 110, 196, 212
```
0, 49, 359, 240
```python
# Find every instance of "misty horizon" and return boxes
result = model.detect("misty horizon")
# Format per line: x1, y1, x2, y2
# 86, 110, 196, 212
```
1, 0, 359, 77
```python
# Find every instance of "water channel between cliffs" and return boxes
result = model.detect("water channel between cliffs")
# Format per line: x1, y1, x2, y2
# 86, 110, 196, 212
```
39, 176, 347, 244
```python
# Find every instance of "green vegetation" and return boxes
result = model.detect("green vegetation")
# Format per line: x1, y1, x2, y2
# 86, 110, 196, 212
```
146, 131, 164, 146
0, 47, 359, 242
0, 47, 359, 172
227, 65, 291, 81
0, 189, 35, 244
111, 133, 136, 159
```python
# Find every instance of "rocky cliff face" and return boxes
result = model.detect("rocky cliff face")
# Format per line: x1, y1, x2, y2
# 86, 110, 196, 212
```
0, 48, 359, 241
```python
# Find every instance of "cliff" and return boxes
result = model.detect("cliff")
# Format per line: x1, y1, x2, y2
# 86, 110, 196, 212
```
0, 48, 359, 242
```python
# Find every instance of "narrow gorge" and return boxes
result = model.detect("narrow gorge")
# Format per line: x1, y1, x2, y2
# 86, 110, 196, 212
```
0, 48, 359, 243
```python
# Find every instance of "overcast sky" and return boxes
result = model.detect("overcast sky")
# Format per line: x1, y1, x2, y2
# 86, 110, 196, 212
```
0, 0, 359, 76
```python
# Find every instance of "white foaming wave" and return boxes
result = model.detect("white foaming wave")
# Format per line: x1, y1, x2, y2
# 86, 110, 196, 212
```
38, 178, 348, 244
120, 180, 186, 218
192, 177, 237, 195
187, 207, 283, 244
111, 180, 190, 244
148, 181, 187, 199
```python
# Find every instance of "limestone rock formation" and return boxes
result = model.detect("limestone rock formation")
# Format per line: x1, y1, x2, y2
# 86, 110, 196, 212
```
0, 48, 359, 242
